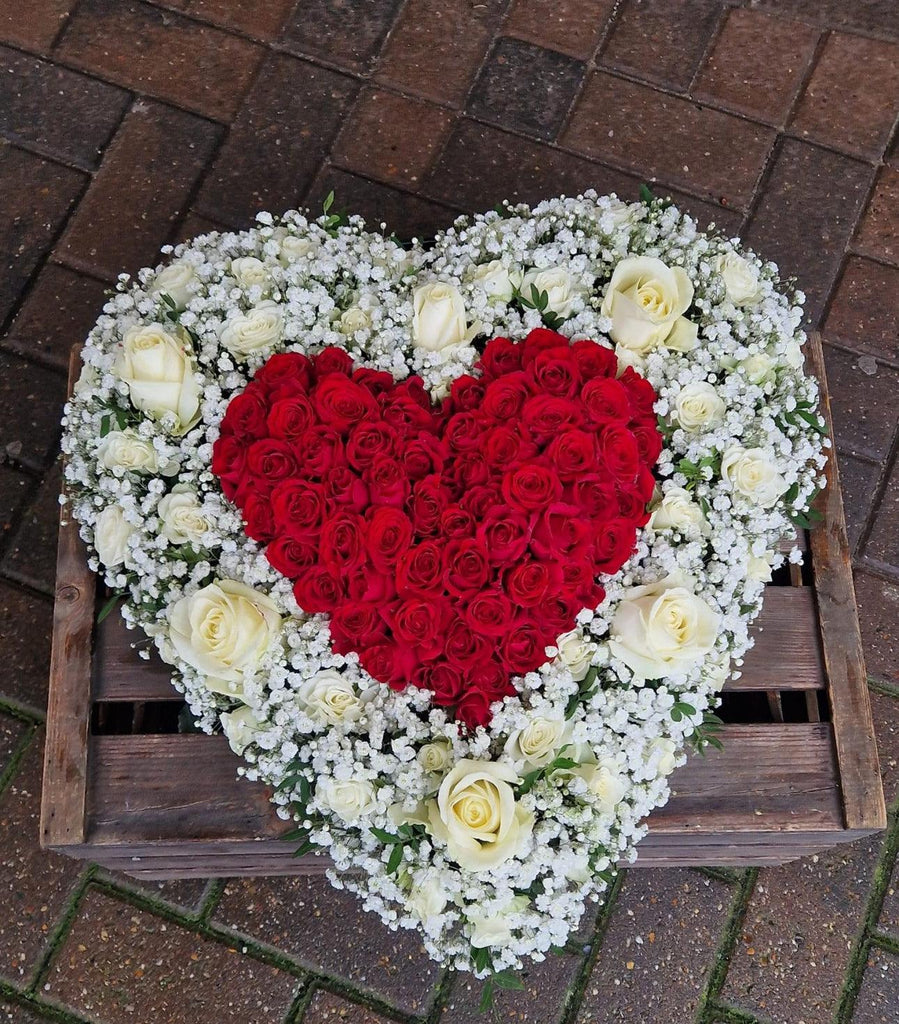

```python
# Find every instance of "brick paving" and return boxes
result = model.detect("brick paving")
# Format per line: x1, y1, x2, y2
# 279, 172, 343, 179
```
0, 2, 897, 1022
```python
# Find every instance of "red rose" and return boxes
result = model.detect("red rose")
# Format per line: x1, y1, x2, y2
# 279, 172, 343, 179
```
265, 535, 318, 577
325, 465, 369, 512
386, 597, 452, 658
444, 617, 491, 668
632, 421, 663, 464
295, 426, 344, 477
619, 367, 657, 414
271, 479, 326, 537
410, 475, 450, 536
459, 484, 501, 520
329, 601, 386, 654
402, 433, 447, 481
521, 394, 584, 441
312, 375, 377, 432
501, 460, 563, 511
476, 506, 531, 564
313, 346, 354, 378
483, 425, 537, 469
571, 475, 618, 520
443, 538, 490, 596
246, 439, 297, 485
570, 339, 617, 380
597, 424, 640, 482
360, 642, 417, 689
504, 559, 561, 607
345, 564, 396, 604
415, 661, 464, 706
364, 455, 410, 506
221, 387, 269, 439
530, 503, 590, 560
366, 507, 414, 573
242, 491, 276, 543
532, 595, 579, 634
530, 347, 579, 397
380, 378, 436, 436
346, 420, 400, 470
546, 429, 597, 480
464, 589, 514, 636
211, 435, 246, 499
440, 505, 476, 539
477, 335, 520, 379
501, 620, 548, 674
580, 377, 632, 425
594, 518, 637, 572
352, 366, 396, 397
455, 688, 493, 730
266, 395, 316, 441
449, 374, 487, 411
396, 541, 444, 597
448, 452, 490, 490
444, 411, 483, 453
319, 512, 366, 572
469, 657, 515, 699
255, 351, 313, 392
521, 327, 568, 366
293, 567, 344, 613
481, 374, 531, 421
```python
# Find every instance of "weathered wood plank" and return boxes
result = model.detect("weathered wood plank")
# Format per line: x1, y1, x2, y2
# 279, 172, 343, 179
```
727, 588, 825, 691
806, 331, 886, 831
93, 613, 177, 702
41, 347, 96, 851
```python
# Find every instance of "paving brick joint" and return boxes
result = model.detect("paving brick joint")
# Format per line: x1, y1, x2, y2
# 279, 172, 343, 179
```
1, 1, 898, 1021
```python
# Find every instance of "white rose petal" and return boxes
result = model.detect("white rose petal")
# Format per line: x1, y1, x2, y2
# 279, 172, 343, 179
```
96, 429, 160, 474
647, 486, 709, 536
296, 669, 366, 726
715, 251, 762, 305
505, 714, 570, 769
674, 381, 726, 431
220, 706, 263, 756
220, 300, 283, 359
93, 505, 133, 568
113, 323, 200, 434
157, 484, 211, 545
521, 265, 578, 317
418, 740, 453, 774
720, 446, 788, 508
151, 261, 197, 311
471, 260, 520, 302
412, 282, 477, 352
318, 777, 377, 822
230, 256, 270, 292
555, 628, 597, 681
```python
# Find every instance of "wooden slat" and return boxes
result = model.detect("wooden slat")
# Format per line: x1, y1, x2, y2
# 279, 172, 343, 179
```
778, 530, 807, 554
726, 587, 825, 691
41, 347, 96, 851
807, 331, 886, 831
93, 613, 178, 701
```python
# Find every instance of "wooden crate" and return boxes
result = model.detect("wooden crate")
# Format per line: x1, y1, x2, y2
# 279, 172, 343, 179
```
41, 333, 886, 878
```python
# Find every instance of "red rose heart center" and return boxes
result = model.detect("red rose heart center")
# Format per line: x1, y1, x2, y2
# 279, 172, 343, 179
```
212, 329, 661, 728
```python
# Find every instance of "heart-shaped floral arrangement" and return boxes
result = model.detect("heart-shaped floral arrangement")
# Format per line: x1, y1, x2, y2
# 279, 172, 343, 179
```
62, 191, 826, 976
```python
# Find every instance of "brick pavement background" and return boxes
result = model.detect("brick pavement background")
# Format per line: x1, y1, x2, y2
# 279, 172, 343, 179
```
0, 2, 898, 1021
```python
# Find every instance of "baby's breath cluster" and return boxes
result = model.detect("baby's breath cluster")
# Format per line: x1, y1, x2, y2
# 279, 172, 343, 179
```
61, 194, 825, 976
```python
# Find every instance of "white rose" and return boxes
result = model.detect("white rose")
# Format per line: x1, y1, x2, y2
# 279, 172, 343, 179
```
740, 352, 775, 385
505, 715, 570, 769
647, 486, 709, 536
471, 260, 520, 302
339, 305, 372, 334
599, 197, 637, 228
279, 234, 315, 264
720, 446, 788, 508
674, 381, 726, 431
469, 913, 513, 950
157, 484, 211, 545
609, 573, 720, 680
783, 339, 804, 369
426, 759, 533, 871
151, 261, 197, 311
296, 670, 365, 726
93, 505, 133, 568
220, 301, 283, 359
317, 777, 376, 822
715, 251, 762, 305
113, 323, 200, 434
407, 873, 448, 922
555, 628, 596, 681
600, 256, 697, 356
230, 256, 269, 292
418, 740, 453, 774
412, 282, 476, 352
574, 761, 628, 813
203, 676, 248, 702
96, 429, 160, 474
748, 553, 774, 581
220, 706, 263, 756
168, 579, 281, 682
521, 265, 578, 317
650, 737, 678, 775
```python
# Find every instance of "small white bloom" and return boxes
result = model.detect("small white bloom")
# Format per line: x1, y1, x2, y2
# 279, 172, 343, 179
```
296, 670, 366, 726
220, 300, 283, 359
418, 740, 453, 774
471, 260, 520, 302
650, 737, 678, 775
93, 505, 133, 567
151, 261, 197, 311
113, 323, 200, 434
521, 265, 578, 317
318, 777, 377, 822
230, 256, 269, 291
740, 352, 775, 385
601, 256, 697, 356
505, 714, 570, 768
96, 429, 160, 474
407, 873, 448, 921
720, 446, 788, 508
157, 484, 211, 544
647, 486, 709, 535
220, 706, 263, 756
555, 628, 597, 681
673, 381, 726, 431
715, 251, 762, 305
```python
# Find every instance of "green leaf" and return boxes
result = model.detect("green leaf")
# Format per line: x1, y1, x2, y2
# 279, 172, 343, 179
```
160, 292, 178, 311
639, 183, 655, 204
492, 971, 525, 991
322, 190, 335, 215
371, 827, 401, 845
472, 946, 492, 973
517, 767, 543, 796
292, 839, 317, 857
97, 592, 123, 624
280, 826, 309, 843
795, 409, 827, 435
478, 979, 495, 1012
386, 843, 404, 874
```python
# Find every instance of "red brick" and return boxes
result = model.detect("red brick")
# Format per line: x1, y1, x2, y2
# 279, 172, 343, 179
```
304, 990, 396, 1024
826, 257, 899, 364
850, 948, 899, 1024
504, 0, 613, 60
214, 876, 440, 1015
58, 0, 263, 121
855, 571, 899, 687
46, 889, 298, 1022
0, 997, 49, 1023
824, 345, 899, 461
0, 736, 83, 983
376, 0, 507, 106
791, 32, 899, 159
467, 38, 585, 142
196, 55, 355, 228
0, 354, 67, 472
170, 211, 231, 246
442, 952, 582, 1023
693, 8, 819, 123
868, 689, 899, 807
283, 0, 402, 72
576, 870, 730, 1023
332, 88, 455, 187
854, 166, 899, 267
3, 263, 108, 371
184, 0, 296, 39
98, 870, 211, 912
0, 583, 53, 710
57, 100, 221, 279
0, 713, 28, 773
744, 140, 874, 322
837, 454, 880, 554
601, 0, 720, 90
746, 0, 899, 38
0, 145, 86, 325
307, 166, 460, 242
2, 462, 61, 591
723, 837, 883, 1022
865, 461, 899, 571
562, 72, 775, 209
0, 465, 30, 538
0, 0, 72, 51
